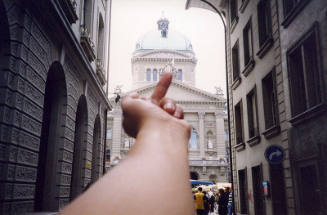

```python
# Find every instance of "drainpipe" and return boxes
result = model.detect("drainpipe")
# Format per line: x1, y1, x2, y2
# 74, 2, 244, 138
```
103, 109, 108, 174
192, 1, 235, 213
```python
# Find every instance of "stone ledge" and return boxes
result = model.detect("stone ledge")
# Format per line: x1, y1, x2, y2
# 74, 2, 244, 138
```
239, 0, 249, 13
290, 103, 327, 126
257, 37, 274, 59
231, 76, 241, 90
234, 142, 245, 152
247, 135, 261, 147
242, 58, 255, 77
262, 125, 280, 139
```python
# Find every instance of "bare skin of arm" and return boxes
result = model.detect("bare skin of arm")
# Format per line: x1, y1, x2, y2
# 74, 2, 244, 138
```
60, 73, 196, 215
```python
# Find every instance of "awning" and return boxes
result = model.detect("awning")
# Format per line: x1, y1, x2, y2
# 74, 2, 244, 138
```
190, 180, 214, 185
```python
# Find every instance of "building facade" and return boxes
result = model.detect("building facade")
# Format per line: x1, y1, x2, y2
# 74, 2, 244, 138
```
186, 0, 327, 215
0, 0, 112, 214
106, 17, 229, 182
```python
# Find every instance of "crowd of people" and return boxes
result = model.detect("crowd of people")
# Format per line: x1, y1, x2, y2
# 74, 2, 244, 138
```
193, 187, 233, 215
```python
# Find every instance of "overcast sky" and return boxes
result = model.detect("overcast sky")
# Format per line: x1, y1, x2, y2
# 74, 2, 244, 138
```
108, 0, 226, 95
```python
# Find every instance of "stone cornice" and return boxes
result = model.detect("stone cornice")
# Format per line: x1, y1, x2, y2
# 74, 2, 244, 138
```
132, 57, 197, 64
131, 49, 197, 64
133, 49, 194, 58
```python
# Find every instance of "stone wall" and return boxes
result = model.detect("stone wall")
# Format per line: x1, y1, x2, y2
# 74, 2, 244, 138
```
0, 0, 110, 214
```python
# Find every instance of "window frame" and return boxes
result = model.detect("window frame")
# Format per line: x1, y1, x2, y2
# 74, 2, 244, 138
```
146, 68, 151, 81
234, 100, 244, 148
282, 0, 310, 28
232, 40, 241, 85
256, 0, 274, 58
230, 0, 238, 24
262, 69, 280, 139
242, 18, 255, 77
177, 69, 183, 81
229, 0, 239, 32
286, 22, 324, 123
246, 87, 261, 146
153, 69, 158, 82
189, 128, 199, 151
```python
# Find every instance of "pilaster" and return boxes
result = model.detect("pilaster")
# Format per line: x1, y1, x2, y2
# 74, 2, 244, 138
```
198, 112, 205, 158
215, 112, 225, 159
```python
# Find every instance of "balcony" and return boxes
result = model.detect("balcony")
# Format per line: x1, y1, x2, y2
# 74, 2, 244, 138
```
59, 0, 78, 24
80, 25, 96, 62
96, 59, 106, 85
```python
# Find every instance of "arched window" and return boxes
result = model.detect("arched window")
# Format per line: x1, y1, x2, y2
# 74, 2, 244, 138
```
189, 128, 198, 150
207, 131, 213, 149
146, 69, 151, 81
153, 69, 158, 82
83, 0, 93, 33
97, 14, 104, 60
177, 69, 182, 81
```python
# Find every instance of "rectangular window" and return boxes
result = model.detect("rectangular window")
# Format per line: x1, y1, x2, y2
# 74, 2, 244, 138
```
146, 69, 151, 81
247, 88, 259, 138
238, 168, 248, 214
252, 165, 266, 215
283, 0, 309, 17
234, 101, 243, 144
232, 41, 240, 81
105, 149, 110, 161
257, 0, 272, 47
177, 69, 183, 81
243, 19, 253, 66
262, 70, 278, 129
287, 24, 322, 117
153, 69, 158, 82
230, 0, 238, 23
106, 129, 111, 139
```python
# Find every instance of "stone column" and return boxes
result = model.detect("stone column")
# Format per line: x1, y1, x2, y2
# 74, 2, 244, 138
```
198, 112, 205, 158
215, 111, 226, 160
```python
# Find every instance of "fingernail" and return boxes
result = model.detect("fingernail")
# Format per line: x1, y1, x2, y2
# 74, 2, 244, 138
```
164, 102, 174, 110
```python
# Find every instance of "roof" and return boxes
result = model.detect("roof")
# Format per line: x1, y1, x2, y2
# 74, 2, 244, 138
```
135, 30, 194, 52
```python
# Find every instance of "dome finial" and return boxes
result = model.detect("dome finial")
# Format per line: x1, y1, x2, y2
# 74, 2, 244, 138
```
157, 13, 169, 38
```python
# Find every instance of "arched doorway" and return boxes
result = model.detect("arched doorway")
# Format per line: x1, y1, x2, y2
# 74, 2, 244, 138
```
71, 95, 88, 200
209, 174, 217, 183
91, 115, 101, 182
35, 62, 67, 211
190, 171, 199, 180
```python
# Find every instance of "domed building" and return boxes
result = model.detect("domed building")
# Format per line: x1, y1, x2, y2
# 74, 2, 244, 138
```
107, 17, 229, 183
131, 17, 197, 89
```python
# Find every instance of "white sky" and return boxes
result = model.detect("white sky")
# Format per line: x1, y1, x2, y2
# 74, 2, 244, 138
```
108, 0, 226, 95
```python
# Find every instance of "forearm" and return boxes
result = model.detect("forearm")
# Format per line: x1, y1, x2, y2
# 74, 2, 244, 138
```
61, 122, 195, 215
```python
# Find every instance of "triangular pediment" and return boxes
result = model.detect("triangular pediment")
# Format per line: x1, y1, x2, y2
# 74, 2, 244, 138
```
125, 81, 225, 103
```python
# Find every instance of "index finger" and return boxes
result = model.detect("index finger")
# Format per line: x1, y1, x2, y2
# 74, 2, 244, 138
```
151, 72, 172, 105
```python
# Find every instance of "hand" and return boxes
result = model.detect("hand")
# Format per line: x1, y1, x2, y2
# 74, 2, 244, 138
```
121, 72, 190, 138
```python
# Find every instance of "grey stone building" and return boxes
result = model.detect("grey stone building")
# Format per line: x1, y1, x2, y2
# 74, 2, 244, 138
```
0, 0, 112, 214
186, 0, 327, 215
